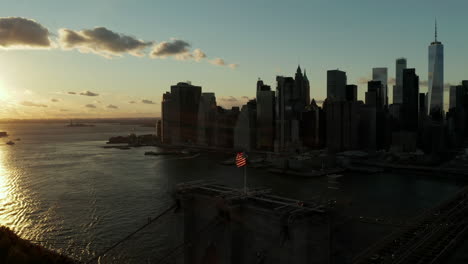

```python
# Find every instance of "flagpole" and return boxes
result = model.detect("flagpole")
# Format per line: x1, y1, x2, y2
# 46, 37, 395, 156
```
244, 163, 247, 194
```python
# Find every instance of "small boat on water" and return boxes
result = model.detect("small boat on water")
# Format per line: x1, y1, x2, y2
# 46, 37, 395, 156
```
6, 141, 15, 145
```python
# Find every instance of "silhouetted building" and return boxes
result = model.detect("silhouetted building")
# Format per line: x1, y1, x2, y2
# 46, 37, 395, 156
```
327, 70, 347, 101
234, 100, 257, 151
156, 120, 162, 141
162, 82, 202, 145
295, 66, 311, 107
215, 107, 240, 148
345, 84, 357, 102
274, 69, 306, 152
366, 81, 384, 109
256, 79, 275, 150
393, 58, 407, 104
197, 93, 217, 146
447, 84, 468, 147
359, 105, 377, 151
401, 69, 419, 132
161, 92, 172, 144
392, 69, 419, 152
301, 99, 322, 148
325, 100, 360, 152
427, 21, 444, 118
419, 93, 427, 113
372, 67, 388, 106
449, 85, 465, 111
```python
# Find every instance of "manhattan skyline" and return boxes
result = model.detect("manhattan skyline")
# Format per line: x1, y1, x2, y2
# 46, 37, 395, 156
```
0, 0, 467, 119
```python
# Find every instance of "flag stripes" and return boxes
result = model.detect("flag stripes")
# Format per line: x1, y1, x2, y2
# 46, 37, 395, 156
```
236, 152, 247, 167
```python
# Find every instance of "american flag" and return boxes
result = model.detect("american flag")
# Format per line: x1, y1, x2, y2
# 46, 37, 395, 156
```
236, 152, 247, 168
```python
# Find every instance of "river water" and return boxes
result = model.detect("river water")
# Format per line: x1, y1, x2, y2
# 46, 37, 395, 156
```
0, 123, 466, 263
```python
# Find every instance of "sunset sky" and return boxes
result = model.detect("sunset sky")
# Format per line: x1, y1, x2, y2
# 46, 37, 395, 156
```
0, 0, 467, 119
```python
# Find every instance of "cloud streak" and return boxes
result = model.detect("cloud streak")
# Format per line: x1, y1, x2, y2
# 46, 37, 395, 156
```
85, 104, 96, 108
107, 104, 118, 109
209, 58, 238, 69
141, 99, 156, 104
58, 27, 152, 58
0, 17, 52, 49
21, 101, 47, 107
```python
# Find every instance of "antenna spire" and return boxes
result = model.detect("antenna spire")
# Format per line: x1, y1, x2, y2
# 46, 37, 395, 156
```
435, 18, 438, 42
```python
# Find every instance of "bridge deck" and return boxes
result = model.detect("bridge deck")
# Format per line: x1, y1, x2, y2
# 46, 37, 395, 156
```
353, 186, 468, 264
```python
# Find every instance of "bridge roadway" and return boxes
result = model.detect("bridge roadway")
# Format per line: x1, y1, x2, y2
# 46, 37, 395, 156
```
353, 185, 468, 264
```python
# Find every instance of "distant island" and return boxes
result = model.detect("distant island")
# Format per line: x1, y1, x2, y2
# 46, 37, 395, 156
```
65, 120, 95, 127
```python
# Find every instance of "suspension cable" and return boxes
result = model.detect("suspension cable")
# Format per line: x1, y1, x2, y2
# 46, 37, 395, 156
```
85, 203, 177, 264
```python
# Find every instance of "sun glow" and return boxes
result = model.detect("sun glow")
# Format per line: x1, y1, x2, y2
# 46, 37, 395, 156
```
0, 79, 11, 101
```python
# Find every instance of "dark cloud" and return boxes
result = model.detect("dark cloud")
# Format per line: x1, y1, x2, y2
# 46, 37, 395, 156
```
85, 104, 96, 108
80, 91, 99, 96
150, 39, 190, 57
68, 91, 76, 95
51, 98, 59, 102
209, 58, 238, 69
107, 104, 118, 109
21, 101, 47, 107
59, 27, 152, 58
128, 100, 137, 104
420, 80, 428, 87
0, 17, 52, 48
141, 99, 156, 104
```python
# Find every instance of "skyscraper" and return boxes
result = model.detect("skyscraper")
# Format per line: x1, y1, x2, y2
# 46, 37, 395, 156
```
197, 93, 217, 146
366, 81, 384, 109
402, 69, 419, 132
327, 70, 347, 101
234, 100, 257, 151
294, 66, 310, 107
372, 68, 388, 106
345, 84, 358, 102
274, 76, 296, 152
394, 58, 407, 104
166, 82, 202, 145
256, 79, 275, 150
427, 20, 444, 118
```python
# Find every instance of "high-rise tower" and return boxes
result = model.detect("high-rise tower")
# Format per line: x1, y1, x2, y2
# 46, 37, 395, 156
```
372, 68, 388, 106
393, 58, 407, 104
427, 20, 444, 119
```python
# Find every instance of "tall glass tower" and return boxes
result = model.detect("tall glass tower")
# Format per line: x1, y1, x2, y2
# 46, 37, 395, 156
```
427, 20, 444, 118
393, 58, 407, 104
